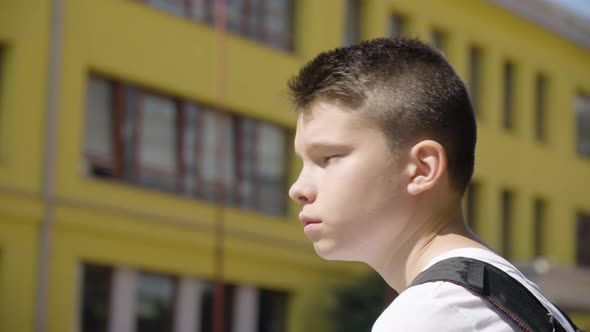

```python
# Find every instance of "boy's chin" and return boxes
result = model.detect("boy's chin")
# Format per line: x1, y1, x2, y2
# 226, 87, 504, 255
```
313, 243, 361, 262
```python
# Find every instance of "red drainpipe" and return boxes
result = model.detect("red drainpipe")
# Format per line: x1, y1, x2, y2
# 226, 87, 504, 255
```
213, 1, 228, 332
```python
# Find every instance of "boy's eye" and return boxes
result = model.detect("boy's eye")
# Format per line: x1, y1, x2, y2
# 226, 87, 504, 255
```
322, 155, 339, 165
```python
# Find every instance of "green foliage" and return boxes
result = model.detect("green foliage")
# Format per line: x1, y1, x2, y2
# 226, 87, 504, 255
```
329, 273, 397, 332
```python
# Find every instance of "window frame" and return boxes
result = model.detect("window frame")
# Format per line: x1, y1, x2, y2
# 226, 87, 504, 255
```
83, 74, 289, 216
138, 0, 295, 52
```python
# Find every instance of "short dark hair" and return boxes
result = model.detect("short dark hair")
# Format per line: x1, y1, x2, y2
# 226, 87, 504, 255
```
288, 37, 476, 194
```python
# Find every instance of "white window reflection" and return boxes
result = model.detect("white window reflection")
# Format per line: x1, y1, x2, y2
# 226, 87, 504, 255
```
200, 110, 236, 202
84, 78, 113, 173
138, 93, 177, 191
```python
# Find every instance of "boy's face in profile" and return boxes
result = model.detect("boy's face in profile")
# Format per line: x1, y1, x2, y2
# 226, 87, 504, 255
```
290, 100, 413, 262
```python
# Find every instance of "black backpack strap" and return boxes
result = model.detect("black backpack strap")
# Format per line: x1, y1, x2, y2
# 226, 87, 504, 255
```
409, 257, 583, 332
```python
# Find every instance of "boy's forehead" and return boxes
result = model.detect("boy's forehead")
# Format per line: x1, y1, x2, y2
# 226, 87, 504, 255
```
295, 100, 377, 136
294, 101, 382, 151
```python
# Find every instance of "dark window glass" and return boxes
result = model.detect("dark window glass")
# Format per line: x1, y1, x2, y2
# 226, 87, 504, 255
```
533, 198, 546, 257
122, 85, 139, 182
0, 47, 4, 132
200, 282, 235, 332
430, 29, 445, 53
390, 14, 405, 38
502, 62, 514, 130
135, 272, 176, 332
534, 74, 547, 142
468, 46, 481, 116
200, 282, 213, 332
80, 264, 112, 332
577, 212, 590, 267
464, 182, 479, 231
258, 289, 288, 332
575, 93, 590, 157
501, 190, 513, 259
343, 0, 361, 45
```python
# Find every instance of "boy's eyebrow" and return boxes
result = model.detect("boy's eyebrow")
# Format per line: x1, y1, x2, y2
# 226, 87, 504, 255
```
294, 142, 349, 159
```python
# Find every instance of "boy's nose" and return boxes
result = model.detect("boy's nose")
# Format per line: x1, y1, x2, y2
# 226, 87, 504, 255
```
288, 174, 316, 206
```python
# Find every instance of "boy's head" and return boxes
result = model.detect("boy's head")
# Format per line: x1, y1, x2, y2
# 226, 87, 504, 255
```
288, 38, 476, 261
289, 38, 476, 194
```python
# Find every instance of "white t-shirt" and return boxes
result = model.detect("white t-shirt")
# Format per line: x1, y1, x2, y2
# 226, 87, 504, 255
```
372, 248, 575, 332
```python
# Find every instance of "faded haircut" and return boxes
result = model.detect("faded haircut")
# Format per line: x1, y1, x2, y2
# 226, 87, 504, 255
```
288, 38, 476, 194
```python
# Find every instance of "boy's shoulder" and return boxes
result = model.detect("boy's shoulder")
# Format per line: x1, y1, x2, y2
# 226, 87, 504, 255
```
372, 248, 525, 332
372, 280, 519, 332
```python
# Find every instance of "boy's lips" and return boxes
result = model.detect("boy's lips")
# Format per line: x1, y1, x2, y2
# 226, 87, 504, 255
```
298, 214, 322, 226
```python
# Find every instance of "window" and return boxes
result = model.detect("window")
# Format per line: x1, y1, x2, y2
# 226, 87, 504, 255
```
0, 46, 4, 140
577, 212, 590, 267
429, 29, 445, 53
502, 61, 515, 130
196, 109, 236, 202
237, 119, 287, 215
145, 0, 187, 17
463, 182, 479, 231
139, 0, 294, 51
200, 282, 237, 332
534, 74, 547, 142
136, 93, 179, 192
258, 289, 288, 332
575, 93, 590, 157
343, 0, 361, 46
501, 190, 513, 259
84, 77, 115, 178
79, 264, 289, 332
82, 75, 288, 216
389, 14, 405, 38
533, 198, 546, 257
468, 46, 482, 116
136, 272, 176, 332
80, 264, 112, 332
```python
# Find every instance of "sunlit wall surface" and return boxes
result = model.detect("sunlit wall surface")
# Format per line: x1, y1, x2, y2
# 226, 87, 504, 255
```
0, 0, 589, 331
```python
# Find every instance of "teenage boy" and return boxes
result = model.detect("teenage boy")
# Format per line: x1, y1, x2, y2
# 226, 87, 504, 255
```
287, 38, 578, 331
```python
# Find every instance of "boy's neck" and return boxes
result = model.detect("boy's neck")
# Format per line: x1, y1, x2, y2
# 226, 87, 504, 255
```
370, 196, 490, 292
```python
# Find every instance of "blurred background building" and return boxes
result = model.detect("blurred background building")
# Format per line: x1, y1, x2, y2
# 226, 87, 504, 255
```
0, 0, 589, 331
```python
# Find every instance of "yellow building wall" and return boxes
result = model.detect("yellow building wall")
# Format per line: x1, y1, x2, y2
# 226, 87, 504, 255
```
1, 0, 590, 331
49, 0, 368, 331
0, 0, 49, 191
0, 199, 39, 332
0, 0, 50, 331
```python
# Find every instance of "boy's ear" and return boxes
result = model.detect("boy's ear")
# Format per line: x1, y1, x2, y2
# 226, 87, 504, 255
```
406, 140, 447, 196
